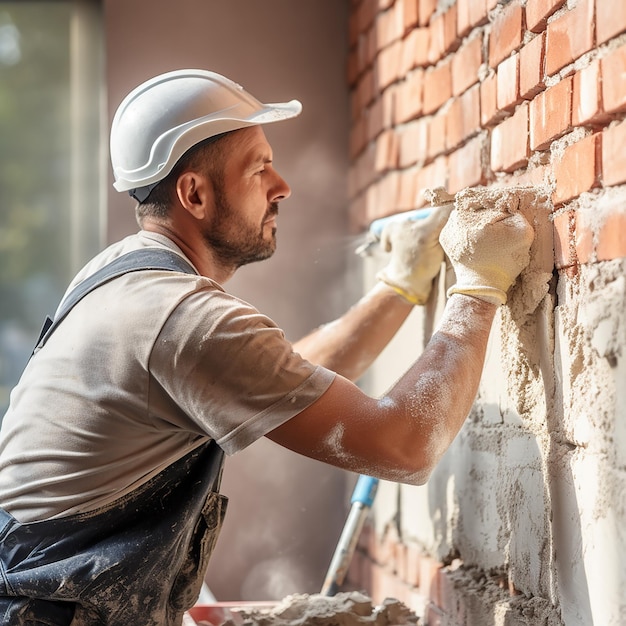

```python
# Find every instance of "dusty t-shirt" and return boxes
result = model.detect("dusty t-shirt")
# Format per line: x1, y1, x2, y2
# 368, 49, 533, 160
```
0, 232, 335, 523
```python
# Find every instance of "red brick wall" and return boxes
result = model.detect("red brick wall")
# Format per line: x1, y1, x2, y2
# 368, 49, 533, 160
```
345, 0, 626, 622
347, 0, 626, 264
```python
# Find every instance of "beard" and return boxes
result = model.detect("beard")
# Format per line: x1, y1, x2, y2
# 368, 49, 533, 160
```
202, 182, 278, 269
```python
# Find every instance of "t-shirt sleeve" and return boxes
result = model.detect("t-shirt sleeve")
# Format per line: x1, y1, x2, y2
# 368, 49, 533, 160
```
149, 288, 336, 455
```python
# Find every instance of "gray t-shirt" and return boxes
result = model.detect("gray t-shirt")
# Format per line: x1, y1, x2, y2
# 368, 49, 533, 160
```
0, 232, 335, 522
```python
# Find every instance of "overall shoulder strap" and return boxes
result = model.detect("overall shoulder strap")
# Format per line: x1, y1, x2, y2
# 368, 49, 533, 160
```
33, 248, 198, 354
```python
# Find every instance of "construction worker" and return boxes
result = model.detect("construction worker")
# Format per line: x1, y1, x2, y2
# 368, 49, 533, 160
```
0, 70, 534, 625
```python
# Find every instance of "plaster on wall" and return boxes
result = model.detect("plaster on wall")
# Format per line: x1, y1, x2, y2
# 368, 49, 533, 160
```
384, 186, 626, 624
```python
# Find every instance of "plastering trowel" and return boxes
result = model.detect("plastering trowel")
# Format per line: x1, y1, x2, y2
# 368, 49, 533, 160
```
355, 187, 455, 257
354, 207, 433, 257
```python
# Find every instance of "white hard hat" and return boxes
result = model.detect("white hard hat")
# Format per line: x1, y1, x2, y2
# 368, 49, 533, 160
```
110, 69, 302, 200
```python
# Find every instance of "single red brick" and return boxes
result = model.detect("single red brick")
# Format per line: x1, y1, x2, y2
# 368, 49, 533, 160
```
414, 27, 431, 67
365, 26, 378, 69
491, 101, 530, 172
376, 39, 402, 90
374, 130, 392, 174
552, 210, 576, 269
427, 111, 447, 158
438, 566, 461, 620
400, 29, 418, 75
525, 0, 565, 34
397, 169, 418, 210
403, 0, 420, 33
428, 12, 446, 65
545, 0, 595, 75
418, 556, 442, 605
419, 0, 437, 26
377, 171, 402, 215
449, 134, 486, 193
572, 59, 607, 126
519, 32, 545, 100
446, 98, 464, 151
367, 89, 396, 141
552, 133, 600, 205
398, 118, 429, 167
415, 156, 448, 206
369, 564, 394, 605
351, 143, 377, 197
596, 203, 626, 261
350, 115, 368, 159
480, 71, 500, 127
529, 75, 573, 151
496, 52, 520, 111
443, 4, 460, 55
488, 1, 524, 68
395, 69, 424, 123
595, 0, 626, 45
457, 0, 472, 37
601, 44, 626, 115
353, 69, 374, 121
460, 84, 481, 142
375, 6, 400, 50
375, 128, 398, 172
452, 34, 483, 96
423, 58, 453, 113
602, 119, 626, 186
401, 27, 431, 72
468, 0, 490, 29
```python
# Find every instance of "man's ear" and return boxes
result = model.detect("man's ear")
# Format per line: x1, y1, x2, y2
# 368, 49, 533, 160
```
176, 171, 213, 220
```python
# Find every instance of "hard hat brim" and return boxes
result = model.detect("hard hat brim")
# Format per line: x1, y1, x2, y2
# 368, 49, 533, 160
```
111, 69, 304, 193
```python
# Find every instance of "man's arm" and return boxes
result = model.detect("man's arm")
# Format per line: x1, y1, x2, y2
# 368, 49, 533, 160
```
293, 283, 413, 382
294, 205, 453, 381
268, 191, 535, 485
269, 294, 495, 485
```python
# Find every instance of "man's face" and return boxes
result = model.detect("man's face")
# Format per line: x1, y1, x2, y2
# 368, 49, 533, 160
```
202, 126, 291, 268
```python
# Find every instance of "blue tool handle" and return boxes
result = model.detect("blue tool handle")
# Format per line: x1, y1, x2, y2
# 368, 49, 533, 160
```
368, 207, 432, 238
350, 475, 379, 507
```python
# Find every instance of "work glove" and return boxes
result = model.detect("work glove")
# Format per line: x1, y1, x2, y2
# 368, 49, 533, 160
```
439, 187, 535, 306
376, 202, 453, 305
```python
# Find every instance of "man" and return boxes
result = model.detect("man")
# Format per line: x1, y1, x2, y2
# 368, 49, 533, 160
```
0, 70, 534, 625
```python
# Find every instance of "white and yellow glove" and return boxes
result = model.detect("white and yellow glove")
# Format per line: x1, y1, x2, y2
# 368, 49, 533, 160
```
376, 204, 453, 305
439, 188, 535, 306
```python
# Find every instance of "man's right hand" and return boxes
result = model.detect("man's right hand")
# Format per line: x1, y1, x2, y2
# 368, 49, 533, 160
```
439, 188, 535, 306
376, 203, 453, 305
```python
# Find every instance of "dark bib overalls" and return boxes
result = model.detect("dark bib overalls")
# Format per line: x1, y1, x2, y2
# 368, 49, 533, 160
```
0, 441, 227, 625
0, 250, 228, 625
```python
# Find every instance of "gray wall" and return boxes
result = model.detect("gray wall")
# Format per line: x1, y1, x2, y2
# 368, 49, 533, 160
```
104, 0, 354, 600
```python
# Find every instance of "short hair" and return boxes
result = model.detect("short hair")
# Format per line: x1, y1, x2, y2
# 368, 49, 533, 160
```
135, 133, 230, 224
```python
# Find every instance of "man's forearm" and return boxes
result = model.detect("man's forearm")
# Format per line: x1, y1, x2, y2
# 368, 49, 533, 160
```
293, 282, 414, 381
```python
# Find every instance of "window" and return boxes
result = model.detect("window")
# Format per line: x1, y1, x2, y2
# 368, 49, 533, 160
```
0, 0, 104, 415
